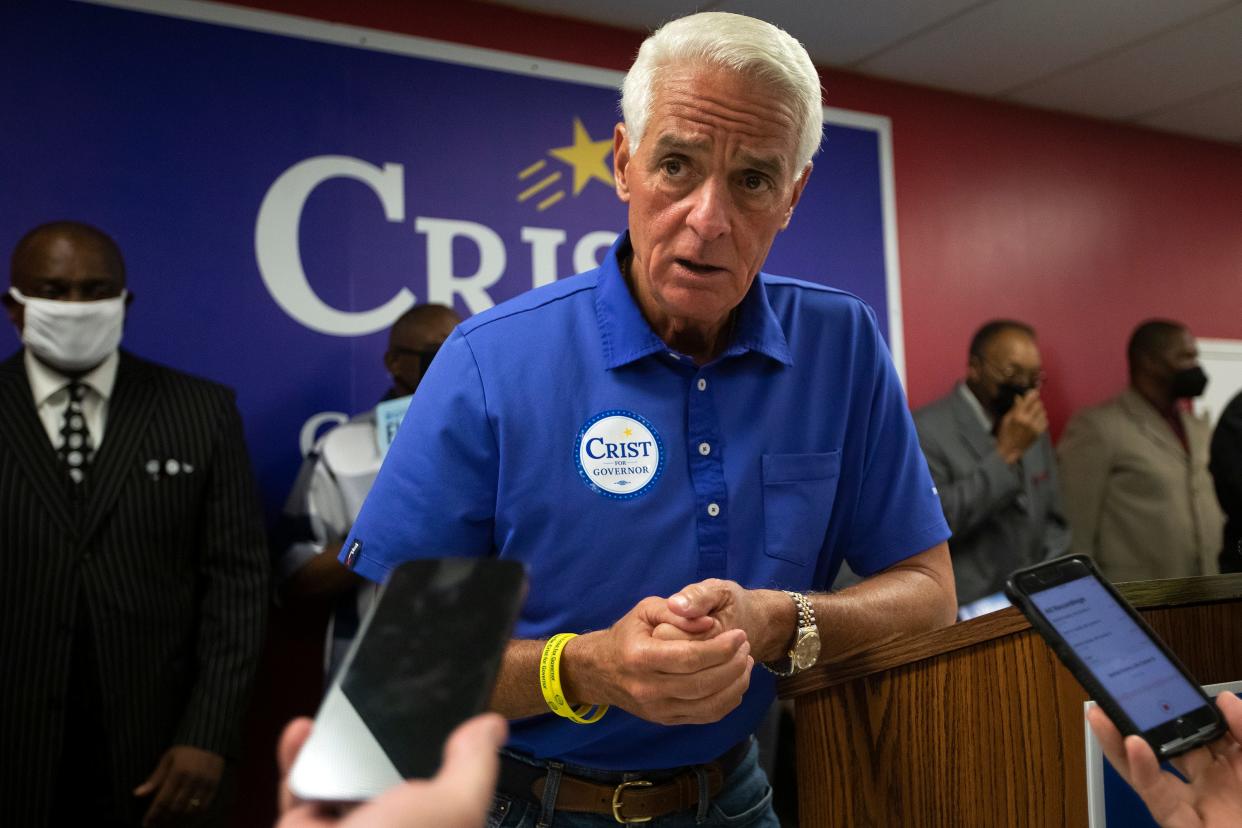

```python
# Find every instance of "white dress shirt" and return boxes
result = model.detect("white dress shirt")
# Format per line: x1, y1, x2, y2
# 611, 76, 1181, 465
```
24, 349, 120, 449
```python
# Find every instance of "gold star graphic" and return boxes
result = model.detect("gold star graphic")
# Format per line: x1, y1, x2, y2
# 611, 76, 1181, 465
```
623, 428, 633, 437
549, 117, 614, 195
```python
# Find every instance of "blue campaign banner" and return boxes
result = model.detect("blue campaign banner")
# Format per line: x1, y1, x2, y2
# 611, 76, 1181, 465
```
1, 0, 902, 519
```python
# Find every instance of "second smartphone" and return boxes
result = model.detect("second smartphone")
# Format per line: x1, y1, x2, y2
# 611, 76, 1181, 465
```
1005, 554, 1224, 758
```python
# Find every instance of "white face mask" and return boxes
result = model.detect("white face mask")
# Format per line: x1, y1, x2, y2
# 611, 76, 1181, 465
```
8, 287, 127, 372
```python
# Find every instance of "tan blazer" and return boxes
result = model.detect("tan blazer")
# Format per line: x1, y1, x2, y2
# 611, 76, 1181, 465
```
1058, 387, 1222, 582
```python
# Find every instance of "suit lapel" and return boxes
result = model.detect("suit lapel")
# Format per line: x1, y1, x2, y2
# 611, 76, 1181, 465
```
79, 352, 157, 541
950, 388, 995, 460
0, 351, 75, 527
1119, 388, 1186, 459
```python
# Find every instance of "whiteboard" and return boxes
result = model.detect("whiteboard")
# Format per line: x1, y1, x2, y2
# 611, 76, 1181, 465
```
1195, 338, 1242, 426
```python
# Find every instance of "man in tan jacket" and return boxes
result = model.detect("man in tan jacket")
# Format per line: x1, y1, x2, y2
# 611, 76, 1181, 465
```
1059, 319, 1222, 582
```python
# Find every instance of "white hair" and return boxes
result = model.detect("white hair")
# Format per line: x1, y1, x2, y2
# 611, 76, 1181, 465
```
620, 12, 824, 173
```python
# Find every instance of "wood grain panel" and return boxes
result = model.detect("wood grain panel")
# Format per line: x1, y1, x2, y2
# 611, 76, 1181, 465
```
792, 581, 1242, 827
781, 574, 1242, 698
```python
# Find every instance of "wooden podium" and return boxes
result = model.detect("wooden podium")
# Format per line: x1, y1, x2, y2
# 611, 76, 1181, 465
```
778, 574, 1242, 827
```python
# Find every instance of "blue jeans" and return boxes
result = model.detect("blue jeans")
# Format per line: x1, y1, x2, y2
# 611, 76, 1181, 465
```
487, 741, 777, 828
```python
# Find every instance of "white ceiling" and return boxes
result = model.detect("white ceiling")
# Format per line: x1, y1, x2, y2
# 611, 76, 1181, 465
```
489, 0, 1242, 145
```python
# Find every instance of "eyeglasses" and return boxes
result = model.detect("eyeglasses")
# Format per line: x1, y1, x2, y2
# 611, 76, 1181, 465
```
390, 345, 442, 380
980, 359, 1046, 389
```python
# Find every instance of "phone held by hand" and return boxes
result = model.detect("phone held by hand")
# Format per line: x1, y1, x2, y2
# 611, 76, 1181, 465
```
1005, 554, 1225, 758
289, 557, 527, 802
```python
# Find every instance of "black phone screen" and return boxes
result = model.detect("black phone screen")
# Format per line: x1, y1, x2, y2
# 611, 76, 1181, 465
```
1026, 572, 1205, 731
338, 557, 525, 779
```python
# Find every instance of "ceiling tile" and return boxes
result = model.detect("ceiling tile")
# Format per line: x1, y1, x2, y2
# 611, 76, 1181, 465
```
483, 0, 1242, 145
853, 0, 1230, 96
1007, 2, 1242, 119
718, 0, 984, 66
1137, 84, 1242, 143
491, 0, 707, 32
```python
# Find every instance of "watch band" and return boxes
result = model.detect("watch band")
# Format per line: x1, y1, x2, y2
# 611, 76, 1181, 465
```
762, 591, 818, 677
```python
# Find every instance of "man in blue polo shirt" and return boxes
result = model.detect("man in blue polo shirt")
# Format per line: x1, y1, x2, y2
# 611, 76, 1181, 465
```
342, 11, 955, 826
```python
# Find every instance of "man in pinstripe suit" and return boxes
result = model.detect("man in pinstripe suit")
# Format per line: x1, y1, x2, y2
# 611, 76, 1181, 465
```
0, 222, 269, 826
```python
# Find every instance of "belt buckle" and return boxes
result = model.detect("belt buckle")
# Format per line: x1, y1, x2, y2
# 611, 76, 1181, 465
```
611, 779, 652, 824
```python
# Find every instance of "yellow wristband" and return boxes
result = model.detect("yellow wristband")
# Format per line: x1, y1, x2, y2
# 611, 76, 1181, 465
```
539, 633, 608, 724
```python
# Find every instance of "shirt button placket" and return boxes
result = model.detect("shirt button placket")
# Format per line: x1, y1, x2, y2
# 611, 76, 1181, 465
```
688, 370, 727, 578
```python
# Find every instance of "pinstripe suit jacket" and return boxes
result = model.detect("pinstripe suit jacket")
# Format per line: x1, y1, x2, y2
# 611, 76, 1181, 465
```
0, 350, 269, 825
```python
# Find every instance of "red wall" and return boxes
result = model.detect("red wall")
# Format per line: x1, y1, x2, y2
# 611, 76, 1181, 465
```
823, 72, 1242, 433
225, 0, 1242, 435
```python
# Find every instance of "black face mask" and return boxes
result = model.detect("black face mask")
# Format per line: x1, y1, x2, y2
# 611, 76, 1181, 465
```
990, 382, 1033, 421
1170, 365, 1208, 399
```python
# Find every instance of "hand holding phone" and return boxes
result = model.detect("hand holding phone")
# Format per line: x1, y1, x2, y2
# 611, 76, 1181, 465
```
1005, 555, 1225, 758
1086, 692, 1242, 827
277, 713, 508, 828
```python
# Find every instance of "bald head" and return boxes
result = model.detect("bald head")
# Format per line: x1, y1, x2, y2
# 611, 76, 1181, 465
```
389, 304, 459, 351
10, 221, 126, 297
385, 303, 460, 397
4, 222, 129, 340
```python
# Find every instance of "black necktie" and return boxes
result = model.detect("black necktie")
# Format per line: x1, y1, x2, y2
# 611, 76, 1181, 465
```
58, 381, 95, 485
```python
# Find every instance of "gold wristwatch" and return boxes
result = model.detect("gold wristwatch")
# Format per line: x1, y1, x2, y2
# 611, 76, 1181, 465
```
763, 591, 820, 676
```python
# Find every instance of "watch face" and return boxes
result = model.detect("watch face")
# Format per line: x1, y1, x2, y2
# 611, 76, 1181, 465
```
792, 630, 821, 670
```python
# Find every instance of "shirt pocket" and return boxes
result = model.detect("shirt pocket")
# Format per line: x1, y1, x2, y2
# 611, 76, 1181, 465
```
762, 451, 841, 566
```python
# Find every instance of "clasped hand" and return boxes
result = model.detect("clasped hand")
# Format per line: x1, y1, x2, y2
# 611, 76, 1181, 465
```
570, 579, 780, 726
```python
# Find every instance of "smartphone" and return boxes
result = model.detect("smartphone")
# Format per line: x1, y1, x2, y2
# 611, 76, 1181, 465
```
1005, 554, 1225, 758
289, 557, 526, 801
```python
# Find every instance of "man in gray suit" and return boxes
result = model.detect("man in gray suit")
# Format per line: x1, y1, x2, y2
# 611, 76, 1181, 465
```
914, 320, 1069, 613
1059, 319, 1221, 582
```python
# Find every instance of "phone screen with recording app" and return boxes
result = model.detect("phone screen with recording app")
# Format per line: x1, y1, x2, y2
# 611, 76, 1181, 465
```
1006, 555, 1224, 757
1028, 575, 1205, 730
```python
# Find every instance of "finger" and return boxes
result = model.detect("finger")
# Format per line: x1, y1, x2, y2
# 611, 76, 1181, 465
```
668, 579, 732, 619
161, 769, 196, 822
1219, 691, 1242, 741
650, 613, 718, 637
144, 774, 180, 827
652, 619, 722, 641
135, 752, 171, 797
1086, 706, 1132, 782
634, 596, 713, 633
1016, 403, 1041, 427
660, 641, 751, 702
1169, 742, 1215, 780
637, 629, 747, 675
1123, 735, 1163, 788
434, 714, 506, 804
276, 803, 335, 828
647, 654, 754, 725
1124, 736, 1187, 826
184, 774, 219, 820
279, 718, 315, 777
278, 718, 315, 814
362, 715, 507, 828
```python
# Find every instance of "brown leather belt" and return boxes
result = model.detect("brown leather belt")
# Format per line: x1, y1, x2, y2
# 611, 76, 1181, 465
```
497, 739, 751, 824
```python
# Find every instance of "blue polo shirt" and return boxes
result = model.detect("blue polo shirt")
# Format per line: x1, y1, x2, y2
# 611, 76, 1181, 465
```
343, 233, 949, 770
